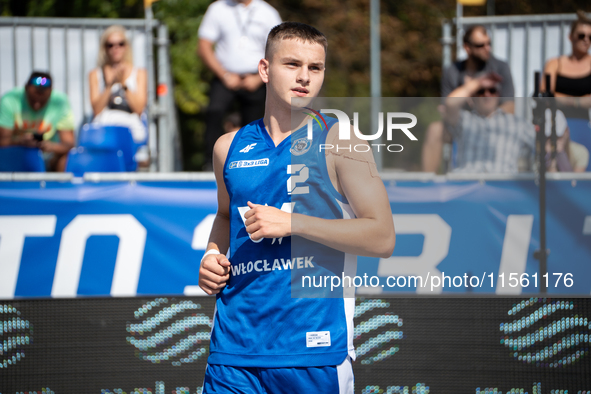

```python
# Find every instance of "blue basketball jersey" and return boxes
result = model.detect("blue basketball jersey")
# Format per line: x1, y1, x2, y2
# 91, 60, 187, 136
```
207, 117, 356, 368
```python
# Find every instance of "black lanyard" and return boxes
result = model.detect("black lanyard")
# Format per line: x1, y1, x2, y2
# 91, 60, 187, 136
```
233, 1, 256, 38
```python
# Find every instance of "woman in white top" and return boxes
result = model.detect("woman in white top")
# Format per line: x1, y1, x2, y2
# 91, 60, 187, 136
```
89, 25, 148, 156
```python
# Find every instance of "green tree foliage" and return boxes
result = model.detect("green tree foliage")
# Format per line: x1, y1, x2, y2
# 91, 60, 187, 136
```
0, 0, 144, 18
153, 0, 211, 115
152, 0, 212, 169
273, 0, 454, 98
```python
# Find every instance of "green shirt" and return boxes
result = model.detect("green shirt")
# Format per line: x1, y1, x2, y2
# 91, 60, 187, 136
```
0, 87, 75, 142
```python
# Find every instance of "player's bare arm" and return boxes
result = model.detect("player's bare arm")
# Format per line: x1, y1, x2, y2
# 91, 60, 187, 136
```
295, 126, 395, 258
198, 131, 235, 295
245, 125, 395, 259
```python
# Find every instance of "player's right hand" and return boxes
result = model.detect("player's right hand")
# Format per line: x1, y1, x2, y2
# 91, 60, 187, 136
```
222, 72, 242, 91
198, 253, 231, 295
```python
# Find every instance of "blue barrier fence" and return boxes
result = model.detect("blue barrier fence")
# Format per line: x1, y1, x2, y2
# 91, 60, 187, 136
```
0, 173, 589, 298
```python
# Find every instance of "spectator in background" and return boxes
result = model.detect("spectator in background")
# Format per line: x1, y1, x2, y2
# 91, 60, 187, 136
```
89, 25, 148, 163
545, 109, 589, 172
443, 74, 534, 173
541, 11, 591, 172
422, 25, 515, 172
542, 11, 591, 112
198, 0, 281, 169
0, 71, 75, 171
223, 112, 242, 134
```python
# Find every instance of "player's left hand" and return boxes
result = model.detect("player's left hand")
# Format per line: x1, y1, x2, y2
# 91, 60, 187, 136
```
244, 201, 291, 241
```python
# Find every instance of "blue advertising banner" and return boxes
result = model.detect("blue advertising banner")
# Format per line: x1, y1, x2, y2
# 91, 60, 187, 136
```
0, 178, 589, 298
363, 178, 591, 296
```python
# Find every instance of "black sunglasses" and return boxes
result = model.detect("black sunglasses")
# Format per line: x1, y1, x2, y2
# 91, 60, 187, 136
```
576, 33, 591, 41
476, 87, 498, 96
469, 41, 491, 48
106, 41, 126, 49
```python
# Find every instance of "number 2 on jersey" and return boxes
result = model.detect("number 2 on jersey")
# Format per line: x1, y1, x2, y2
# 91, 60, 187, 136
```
287, 164, 309, 195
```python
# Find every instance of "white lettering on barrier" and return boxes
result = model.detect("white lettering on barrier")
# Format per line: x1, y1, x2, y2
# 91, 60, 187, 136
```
0, 212, 576, 298
191, 214, 216, 250
584, 216, 591, 235
51, 214, 147, 297
496, 215, 534, 295
375, 214, 452, 295
0, 216, 56, 298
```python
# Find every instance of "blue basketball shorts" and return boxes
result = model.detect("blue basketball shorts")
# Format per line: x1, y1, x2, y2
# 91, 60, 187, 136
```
202, 357, 354, 394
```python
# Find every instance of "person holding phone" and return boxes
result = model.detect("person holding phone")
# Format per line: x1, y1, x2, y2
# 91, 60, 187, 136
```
0, 71, 75, 171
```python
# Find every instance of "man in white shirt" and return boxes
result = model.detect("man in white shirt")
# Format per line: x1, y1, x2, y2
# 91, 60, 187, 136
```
198, 0, 282, 169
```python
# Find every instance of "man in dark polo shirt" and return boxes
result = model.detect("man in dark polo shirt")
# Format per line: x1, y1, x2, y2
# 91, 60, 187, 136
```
441, 25, 514, 101
422, 25, 515, 172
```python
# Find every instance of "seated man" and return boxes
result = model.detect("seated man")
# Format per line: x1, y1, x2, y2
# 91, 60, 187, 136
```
444, 74, 534, 173
422, 25, 515, 172
0, 71, 75, 171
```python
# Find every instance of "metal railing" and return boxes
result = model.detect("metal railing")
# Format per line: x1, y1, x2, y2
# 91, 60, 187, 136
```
1, 172, 590, 183
0, 17, 179, 172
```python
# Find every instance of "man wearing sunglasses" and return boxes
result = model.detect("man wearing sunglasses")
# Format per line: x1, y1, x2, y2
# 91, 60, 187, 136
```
442, 25, 515, 104
423, 25, 515, 173
0, 71, 75, 171
442, 73, 534, 174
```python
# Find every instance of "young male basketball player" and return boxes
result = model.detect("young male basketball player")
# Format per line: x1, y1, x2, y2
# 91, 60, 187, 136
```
198, 22, 396, 393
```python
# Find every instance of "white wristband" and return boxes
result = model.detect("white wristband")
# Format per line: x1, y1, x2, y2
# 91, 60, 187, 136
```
201, 249, 220, 263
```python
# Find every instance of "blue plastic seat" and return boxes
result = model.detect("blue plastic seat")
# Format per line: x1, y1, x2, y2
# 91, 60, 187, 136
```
65, 146, 125, 176
0, 146, 46, 172
78, 123, 121, 151
78, 124, 137, 171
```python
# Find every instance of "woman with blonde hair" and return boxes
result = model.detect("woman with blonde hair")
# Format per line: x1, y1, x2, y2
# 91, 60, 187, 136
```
89, 25, 148, 158
542, 11, 591, 171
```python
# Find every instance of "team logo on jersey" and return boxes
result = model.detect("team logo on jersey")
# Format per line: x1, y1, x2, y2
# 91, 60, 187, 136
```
290, 137, 312, 156
239, 143, 257, 153
229, 158, 269, 169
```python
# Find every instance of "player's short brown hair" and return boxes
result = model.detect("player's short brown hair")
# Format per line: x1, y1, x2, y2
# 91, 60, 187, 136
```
265, 22, 327, 60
